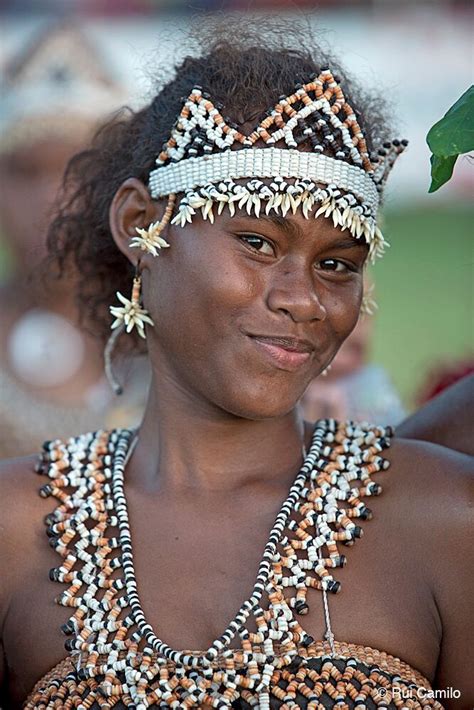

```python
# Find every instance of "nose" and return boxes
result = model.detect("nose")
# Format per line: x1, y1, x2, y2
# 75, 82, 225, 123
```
266, 260, 327, 323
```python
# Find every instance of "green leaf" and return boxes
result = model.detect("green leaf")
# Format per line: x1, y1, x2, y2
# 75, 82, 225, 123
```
428, 153, 458, 193
427, 85, 474, 158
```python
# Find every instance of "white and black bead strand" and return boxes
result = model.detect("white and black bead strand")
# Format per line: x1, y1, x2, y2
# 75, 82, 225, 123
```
110, 421, 327, 669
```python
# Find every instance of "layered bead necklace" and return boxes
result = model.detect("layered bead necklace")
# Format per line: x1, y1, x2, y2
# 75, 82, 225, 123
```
31, 419, 408, 709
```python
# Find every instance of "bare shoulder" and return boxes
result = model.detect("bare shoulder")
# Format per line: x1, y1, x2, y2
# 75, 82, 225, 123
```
0, 454, 42, 531
0, 455, 45, 695
387, 435, 473, 489
0, 455, 44, 595
0, 453, 43, 524
385, 436, 473, 529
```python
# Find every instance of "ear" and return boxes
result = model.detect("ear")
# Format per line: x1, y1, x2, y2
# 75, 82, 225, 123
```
109, 177, 168, 266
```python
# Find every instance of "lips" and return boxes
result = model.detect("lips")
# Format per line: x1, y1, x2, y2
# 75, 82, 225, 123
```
247, 334, 314, 371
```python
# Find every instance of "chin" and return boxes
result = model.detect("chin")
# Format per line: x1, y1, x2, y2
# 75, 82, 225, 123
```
213, 378, 307, 421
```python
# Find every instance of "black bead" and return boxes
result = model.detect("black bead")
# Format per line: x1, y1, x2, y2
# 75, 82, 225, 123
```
302, 634, 314, 647
35, 459, 46, 474
288, 655, 304, 672
401, 139, 409, 146
64, 638, 75, 652
61, 621, 75, 635
383, 141, 391, 148
77, 668, 88, 681
294, 600, 309, 615
49, 567, 59, 582
327, 580, 341, 594
39, 484, 53, 498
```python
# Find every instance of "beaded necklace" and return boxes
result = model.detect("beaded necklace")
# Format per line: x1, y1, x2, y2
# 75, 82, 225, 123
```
32, 419, 444, 710
113, 423, 327, 668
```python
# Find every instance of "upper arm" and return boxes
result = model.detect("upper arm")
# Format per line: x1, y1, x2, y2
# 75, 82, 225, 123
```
398, 374, 474, 456
415, 443, 474, 707
387, 438, 473, 706
0, 455, 39, 700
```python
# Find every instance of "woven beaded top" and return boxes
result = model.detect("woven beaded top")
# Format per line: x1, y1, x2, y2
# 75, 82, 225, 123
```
26, 420, 444, 709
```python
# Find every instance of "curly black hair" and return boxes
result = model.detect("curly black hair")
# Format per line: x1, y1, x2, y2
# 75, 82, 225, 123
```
46, 17, 392, 346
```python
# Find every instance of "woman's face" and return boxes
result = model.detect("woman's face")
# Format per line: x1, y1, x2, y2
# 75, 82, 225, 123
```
143, 205, 368, 420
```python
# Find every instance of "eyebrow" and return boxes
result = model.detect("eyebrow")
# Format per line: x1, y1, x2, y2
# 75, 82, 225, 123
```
323, 237, 369, 251
258, 214, 302, 239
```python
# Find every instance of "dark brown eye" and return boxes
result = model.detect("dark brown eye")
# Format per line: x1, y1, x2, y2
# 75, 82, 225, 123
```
239, 234, 275, 256
316, 259, 349, 273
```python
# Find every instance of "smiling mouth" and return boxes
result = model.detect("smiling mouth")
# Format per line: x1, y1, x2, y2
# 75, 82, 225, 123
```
248, 335, 313, 371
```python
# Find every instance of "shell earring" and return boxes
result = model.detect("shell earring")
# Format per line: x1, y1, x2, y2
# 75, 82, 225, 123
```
104, 264, 153, 395
129, 194, 176, 256
103, 198, 176, 394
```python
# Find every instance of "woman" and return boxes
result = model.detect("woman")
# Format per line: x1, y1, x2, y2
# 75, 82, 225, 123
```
0, 25, 472, 710
0, 22, 147, 458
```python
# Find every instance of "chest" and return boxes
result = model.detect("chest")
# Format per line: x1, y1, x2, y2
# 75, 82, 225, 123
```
5, 486, 439, 710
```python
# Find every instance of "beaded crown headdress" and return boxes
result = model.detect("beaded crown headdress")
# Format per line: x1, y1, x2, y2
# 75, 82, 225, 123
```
143, 68, 407, 262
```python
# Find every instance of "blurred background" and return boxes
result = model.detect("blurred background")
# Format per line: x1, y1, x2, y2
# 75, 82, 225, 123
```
0, 0, 472, 454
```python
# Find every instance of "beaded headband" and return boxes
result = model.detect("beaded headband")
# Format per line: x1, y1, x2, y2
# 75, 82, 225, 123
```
142, 69, 407, 261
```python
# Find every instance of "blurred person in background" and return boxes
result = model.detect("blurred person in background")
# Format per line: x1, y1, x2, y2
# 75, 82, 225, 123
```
301, 276, 406, 423
415, 358, 474, 407
0, 22, 150, 458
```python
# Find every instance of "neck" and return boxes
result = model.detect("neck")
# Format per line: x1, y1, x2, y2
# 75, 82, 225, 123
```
128, 372, 309, 494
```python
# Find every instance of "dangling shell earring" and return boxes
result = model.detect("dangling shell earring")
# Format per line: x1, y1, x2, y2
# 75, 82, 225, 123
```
104, 200, 176, 394
104, 263, 154, 395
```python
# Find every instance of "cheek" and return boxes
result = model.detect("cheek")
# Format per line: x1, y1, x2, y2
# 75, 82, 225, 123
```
323, 280, 363, 348
143, 234, 257, 360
